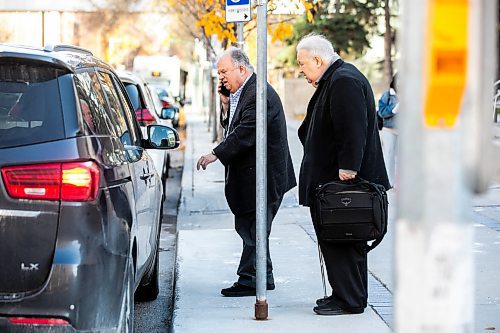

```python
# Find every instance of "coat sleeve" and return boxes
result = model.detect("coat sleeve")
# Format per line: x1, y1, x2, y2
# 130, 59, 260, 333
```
213, 90, 256, 166
329, 77, 367, 172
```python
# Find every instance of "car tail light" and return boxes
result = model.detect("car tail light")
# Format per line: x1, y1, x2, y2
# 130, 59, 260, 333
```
135, 108, 155, 122
8, 317, 70, 325
61, 162, 100, 201
2, 161, 100, 201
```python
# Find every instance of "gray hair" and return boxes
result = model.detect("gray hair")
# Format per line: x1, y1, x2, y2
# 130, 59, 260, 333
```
219, 47, 254, 71
296, 33, 339, 64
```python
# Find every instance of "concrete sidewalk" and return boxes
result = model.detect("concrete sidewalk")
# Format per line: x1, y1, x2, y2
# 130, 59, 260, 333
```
171, 109, 500, 332
171, 110, 391, 333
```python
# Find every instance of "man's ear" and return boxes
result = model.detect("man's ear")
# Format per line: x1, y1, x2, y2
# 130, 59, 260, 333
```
314, 56, 323, 67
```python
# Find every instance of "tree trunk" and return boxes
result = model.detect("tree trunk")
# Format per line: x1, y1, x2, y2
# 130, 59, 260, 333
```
383, 0, 393, 86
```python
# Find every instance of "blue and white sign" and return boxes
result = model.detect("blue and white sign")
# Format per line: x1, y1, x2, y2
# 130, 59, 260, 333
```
225, 0, 251, 23
227, 0, 250, 4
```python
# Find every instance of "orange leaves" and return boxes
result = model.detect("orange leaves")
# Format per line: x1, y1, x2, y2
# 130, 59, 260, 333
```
172, 0, 236, 44
196, 6, 237, 43
167, 0, 316, 47
302, 0, 314, 22
270, 21, 293, 43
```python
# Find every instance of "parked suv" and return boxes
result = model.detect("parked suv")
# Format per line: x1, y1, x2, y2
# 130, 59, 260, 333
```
0, 44, 180, 333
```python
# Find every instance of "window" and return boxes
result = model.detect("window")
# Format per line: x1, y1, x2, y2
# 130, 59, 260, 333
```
124, 83, 140, 111
0, 62, 66, 148
112, 75, 141, 146
74, 72, 116, 137
97, 72, 131, 145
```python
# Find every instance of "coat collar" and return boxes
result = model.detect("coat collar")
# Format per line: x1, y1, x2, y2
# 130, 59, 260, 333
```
298, 59, 344, 142
228, 72, 256, 131
317, 58, 344, 87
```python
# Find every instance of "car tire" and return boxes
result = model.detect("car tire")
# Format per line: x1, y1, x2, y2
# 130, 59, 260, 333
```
135, 211, 161, 302
118, 259, 134, 333
135, 244, 159, 302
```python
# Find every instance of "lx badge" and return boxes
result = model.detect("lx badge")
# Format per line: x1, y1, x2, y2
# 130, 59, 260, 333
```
21, 263, 39, 271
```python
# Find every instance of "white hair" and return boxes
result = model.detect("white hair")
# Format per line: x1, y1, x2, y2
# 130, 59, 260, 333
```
218, 47, 254, 71
296, 33, 339, 64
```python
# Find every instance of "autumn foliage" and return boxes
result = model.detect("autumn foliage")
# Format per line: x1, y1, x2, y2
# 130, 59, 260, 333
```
166, 0, 315, 51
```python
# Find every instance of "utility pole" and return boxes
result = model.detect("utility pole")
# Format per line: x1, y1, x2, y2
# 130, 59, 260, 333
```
395, 1, 496, 333
237, 22, 244, 50
41, 11, 45, 46
254, 0, 268, 321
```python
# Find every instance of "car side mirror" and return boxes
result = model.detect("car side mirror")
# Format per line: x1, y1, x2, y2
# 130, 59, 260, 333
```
161, 107, 176, 120
146, 125, 180, 149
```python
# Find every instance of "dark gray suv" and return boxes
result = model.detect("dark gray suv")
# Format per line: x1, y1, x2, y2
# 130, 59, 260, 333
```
0, 44, 180, 332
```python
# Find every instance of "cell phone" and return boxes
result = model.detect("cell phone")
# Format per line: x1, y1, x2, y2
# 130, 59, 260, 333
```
219, 84, 230, 97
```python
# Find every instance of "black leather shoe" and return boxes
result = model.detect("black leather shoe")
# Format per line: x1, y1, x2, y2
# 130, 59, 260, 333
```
316, 295, 334, 306
221, 283, 256, 297
313, 301, 364, 316
221, 282, 276, 297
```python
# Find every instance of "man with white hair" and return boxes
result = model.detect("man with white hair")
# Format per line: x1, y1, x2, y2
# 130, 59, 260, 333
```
197, 47, 296, 297
296, 34, 390, 315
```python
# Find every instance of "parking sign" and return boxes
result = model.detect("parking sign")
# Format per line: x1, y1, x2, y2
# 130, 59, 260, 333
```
225, 0, 251, 23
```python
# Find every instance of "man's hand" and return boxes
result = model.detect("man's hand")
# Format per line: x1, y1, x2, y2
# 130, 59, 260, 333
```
196, 151, 218, 170
339, 169, 357, 181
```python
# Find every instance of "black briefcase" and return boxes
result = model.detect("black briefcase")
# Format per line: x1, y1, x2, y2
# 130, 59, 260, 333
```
314, 178, 388, 250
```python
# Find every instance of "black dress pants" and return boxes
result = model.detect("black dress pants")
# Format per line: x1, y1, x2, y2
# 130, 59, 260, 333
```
234, 197, 283, 288
310, 207, 368, 312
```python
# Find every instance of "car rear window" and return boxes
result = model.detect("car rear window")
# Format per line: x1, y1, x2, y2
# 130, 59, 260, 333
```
124, 83, 141, 110
0, 62, 66, 149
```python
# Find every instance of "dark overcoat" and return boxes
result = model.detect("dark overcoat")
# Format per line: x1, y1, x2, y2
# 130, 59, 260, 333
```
298, 59, 390, 206
214, 73, 296, 215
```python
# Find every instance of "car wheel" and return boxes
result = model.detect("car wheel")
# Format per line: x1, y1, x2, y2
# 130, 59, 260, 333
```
135, 244, 159, 302
135, 212, 161, 302
118, 259, 134, 333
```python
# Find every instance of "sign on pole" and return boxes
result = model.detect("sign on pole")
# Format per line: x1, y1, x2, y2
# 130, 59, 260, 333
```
225, 0, 251, 23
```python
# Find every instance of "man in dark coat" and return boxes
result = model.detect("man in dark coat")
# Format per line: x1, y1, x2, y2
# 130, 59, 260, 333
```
197, 47, 296, 297
296, 34, 390, 315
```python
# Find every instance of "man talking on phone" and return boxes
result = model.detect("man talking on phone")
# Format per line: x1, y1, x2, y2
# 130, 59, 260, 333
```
196, 47, 296, 297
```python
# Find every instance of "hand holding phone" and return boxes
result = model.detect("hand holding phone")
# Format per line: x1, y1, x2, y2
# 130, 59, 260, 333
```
219, 83, 230, 97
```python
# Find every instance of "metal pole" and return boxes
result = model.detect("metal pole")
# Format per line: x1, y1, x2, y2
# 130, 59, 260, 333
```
212, 72, 218, 142
395, 0, 495, 332
237, 22, 244, 50
254, 0, 268, 321
59, 11, 64, 43
41, 11, 45, 46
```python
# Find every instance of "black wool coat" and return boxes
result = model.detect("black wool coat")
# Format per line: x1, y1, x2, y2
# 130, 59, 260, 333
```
298, 59, 390, 207
213, 73, 297, 216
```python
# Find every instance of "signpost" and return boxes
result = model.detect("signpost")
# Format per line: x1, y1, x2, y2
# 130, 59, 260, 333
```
225, 0, 251, 23
254, 0, 268, 321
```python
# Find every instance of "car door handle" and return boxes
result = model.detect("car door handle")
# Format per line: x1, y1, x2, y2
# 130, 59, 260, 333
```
140, 172, 154, 180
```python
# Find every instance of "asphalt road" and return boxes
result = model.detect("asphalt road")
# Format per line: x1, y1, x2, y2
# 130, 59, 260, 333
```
134, 146, 184, 333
